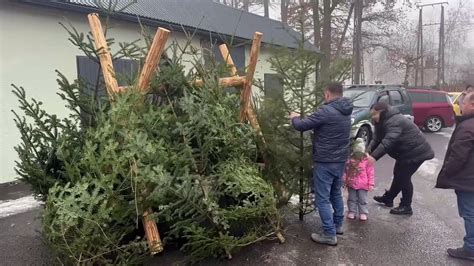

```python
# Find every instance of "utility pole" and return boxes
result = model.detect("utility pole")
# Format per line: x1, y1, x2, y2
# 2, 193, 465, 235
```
415, 2, 448, 87
415, 8, 422, 86
437, 5, 445, 87
352, 0, 363, 84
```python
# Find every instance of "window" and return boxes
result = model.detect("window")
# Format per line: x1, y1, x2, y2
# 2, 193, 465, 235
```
389, 90, 404, 106
433, 93, 448, 103
401, 90, 411, 103
343, 90, 376, 108
215, 45, 245, 71
378, 92, 389, 104
264, 74, 283, 99
409, 92, 430, 103
76, 56, 141, 127
448, 94, 456, 102
201, 40, 245, 72
77, 56, 139, 98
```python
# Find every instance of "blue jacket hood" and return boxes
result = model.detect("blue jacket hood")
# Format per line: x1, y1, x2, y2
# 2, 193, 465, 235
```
328, 97, 353, 116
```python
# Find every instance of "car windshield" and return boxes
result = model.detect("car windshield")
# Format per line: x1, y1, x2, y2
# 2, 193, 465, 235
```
448, 94, 456, 102
343, 89, 376, 108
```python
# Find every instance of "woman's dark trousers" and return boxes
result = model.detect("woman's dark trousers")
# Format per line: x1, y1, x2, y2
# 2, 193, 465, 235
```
386, 160, 424, 207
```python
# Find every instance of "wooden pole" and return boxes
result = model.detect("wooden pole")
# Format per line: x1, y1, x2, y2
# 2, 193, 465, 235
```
142, 208, 164, 255
203, 40, 268, 150
87, 13, 164, 255
87, 13, 119, 96
241, 32, 262, 123
137, 28, 170, 256
193, 76, 246, 88
218, 44, 238, 76
240, 32, 267, 150
138, 28, 170, 92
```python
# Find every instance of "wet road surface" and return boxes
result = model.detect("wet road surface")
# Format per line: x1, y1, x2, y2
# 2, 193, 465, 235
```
1, 128, 472, 265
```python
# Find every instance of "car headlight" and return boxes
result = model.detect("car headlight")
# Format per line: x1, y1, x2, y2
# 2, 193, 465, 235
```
351, 117, 355, 124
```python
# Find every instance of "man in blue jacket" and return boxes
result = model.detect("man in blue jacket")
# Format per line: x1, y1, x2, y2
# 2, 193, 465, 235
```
290, 83, 353, 246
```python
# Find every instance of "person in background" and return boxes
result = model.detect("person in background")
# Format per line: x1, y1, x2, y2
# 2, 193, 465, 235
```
344, 138, 375, 221
367, 102, 434, 215
290, 83, 353, 246
458, 85, 474, 113
436, 92, 474, 261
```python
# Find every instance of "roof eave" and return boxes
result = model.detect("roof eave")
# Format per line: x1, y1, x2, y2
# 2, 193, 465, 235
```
18, 0, 321, 53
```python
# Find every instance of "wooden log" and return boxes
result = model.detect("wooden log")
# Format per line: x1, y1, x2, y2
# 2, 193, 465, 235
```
218, 44, 238, 76
193, 76, 246, 88
240, 32, 262, 122
88, 13, 164, 256
138, 28, 170, 92
246, 108, 267, 148
87, 13, 119, 96
127, 76, 245, 90
276, 231, 286, 244
142, 208, 164, 255
238, 32, 268, 163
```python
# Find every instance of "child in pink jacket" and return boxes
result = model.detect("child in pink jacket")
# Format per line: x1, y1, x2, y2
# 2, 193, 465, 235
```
344, 138, 375, 221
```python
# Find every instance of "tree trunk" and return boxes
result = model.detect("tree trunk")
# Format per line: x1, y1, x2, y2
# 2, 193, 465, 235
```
243, 0, 249, 11
264, 0, 270, 18
335, 3, 354, 59
404, 62, 412, 87
320, 0, 332, 80
311, 0, 321, 49
281, 0, 289, 24
353, 0, 363, 84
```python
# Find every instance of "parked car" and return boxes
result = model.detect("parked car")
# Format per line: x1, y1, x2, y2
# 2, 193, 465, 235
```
448, 92, 462, 118
407, 89, 455, 132
343, 85, 414, 146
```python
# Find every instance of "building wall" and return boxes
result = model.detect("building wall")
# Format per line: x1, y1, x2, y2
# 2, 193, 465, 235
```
0, 0, 281, 183
245, 45, 279, 102
0, 1, 201, 183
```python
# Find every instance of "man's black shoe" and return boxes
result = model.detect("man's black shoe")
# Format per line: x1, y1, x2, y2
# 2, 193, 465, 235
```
373, 190, 394, 207
390, 205, 413, 215
447, 247, 474, 261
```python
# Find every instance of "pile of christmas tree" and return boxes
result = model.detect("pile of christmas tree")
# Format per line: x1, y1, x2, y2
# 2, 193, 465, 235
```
12, 13, 282, 264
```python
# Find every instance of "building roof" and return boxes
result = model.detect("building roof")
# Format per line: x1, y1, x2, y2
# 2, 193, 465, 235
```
22, 0, 319, 52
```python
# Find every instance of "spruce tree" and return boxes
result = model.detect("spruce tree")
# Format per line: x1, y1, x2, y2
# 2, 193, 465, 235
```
258, 11, 351, 220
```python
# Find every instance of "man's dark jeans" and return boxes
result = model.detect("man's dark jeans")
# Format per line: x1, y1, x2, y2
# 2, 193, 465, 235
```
456, 191, 474, 251
386, 160, 423, 207
313, 162, 345, 236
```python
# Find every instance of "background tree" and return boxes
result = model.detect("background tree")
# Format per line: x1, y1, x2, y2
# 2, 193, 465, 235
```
285, 0, 409, 81
442, 0, 473, 85
257, 6, 351, 220
381, 22, 419, 86
367, 0, 473, 86
217, 0, 272, 14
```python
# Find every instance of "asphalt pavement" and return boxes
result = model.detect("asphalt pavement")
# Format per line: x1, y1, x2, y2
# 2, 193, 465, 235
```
1, 128, 473, 265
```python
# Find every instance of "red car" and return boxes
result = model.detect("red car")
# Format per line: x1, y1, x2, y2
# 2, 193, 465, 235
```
407, 89, 455, 132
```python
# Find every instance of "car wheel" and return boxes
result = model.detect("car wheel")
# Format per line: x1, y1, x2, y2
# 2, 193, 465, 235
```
356, 126, 371, 147
425, 116, 443, 133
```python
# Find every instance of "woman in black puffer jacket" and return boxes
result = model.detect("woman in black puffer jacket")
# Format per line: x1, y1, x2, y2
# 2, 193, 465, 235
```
367, 102, 434, 215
